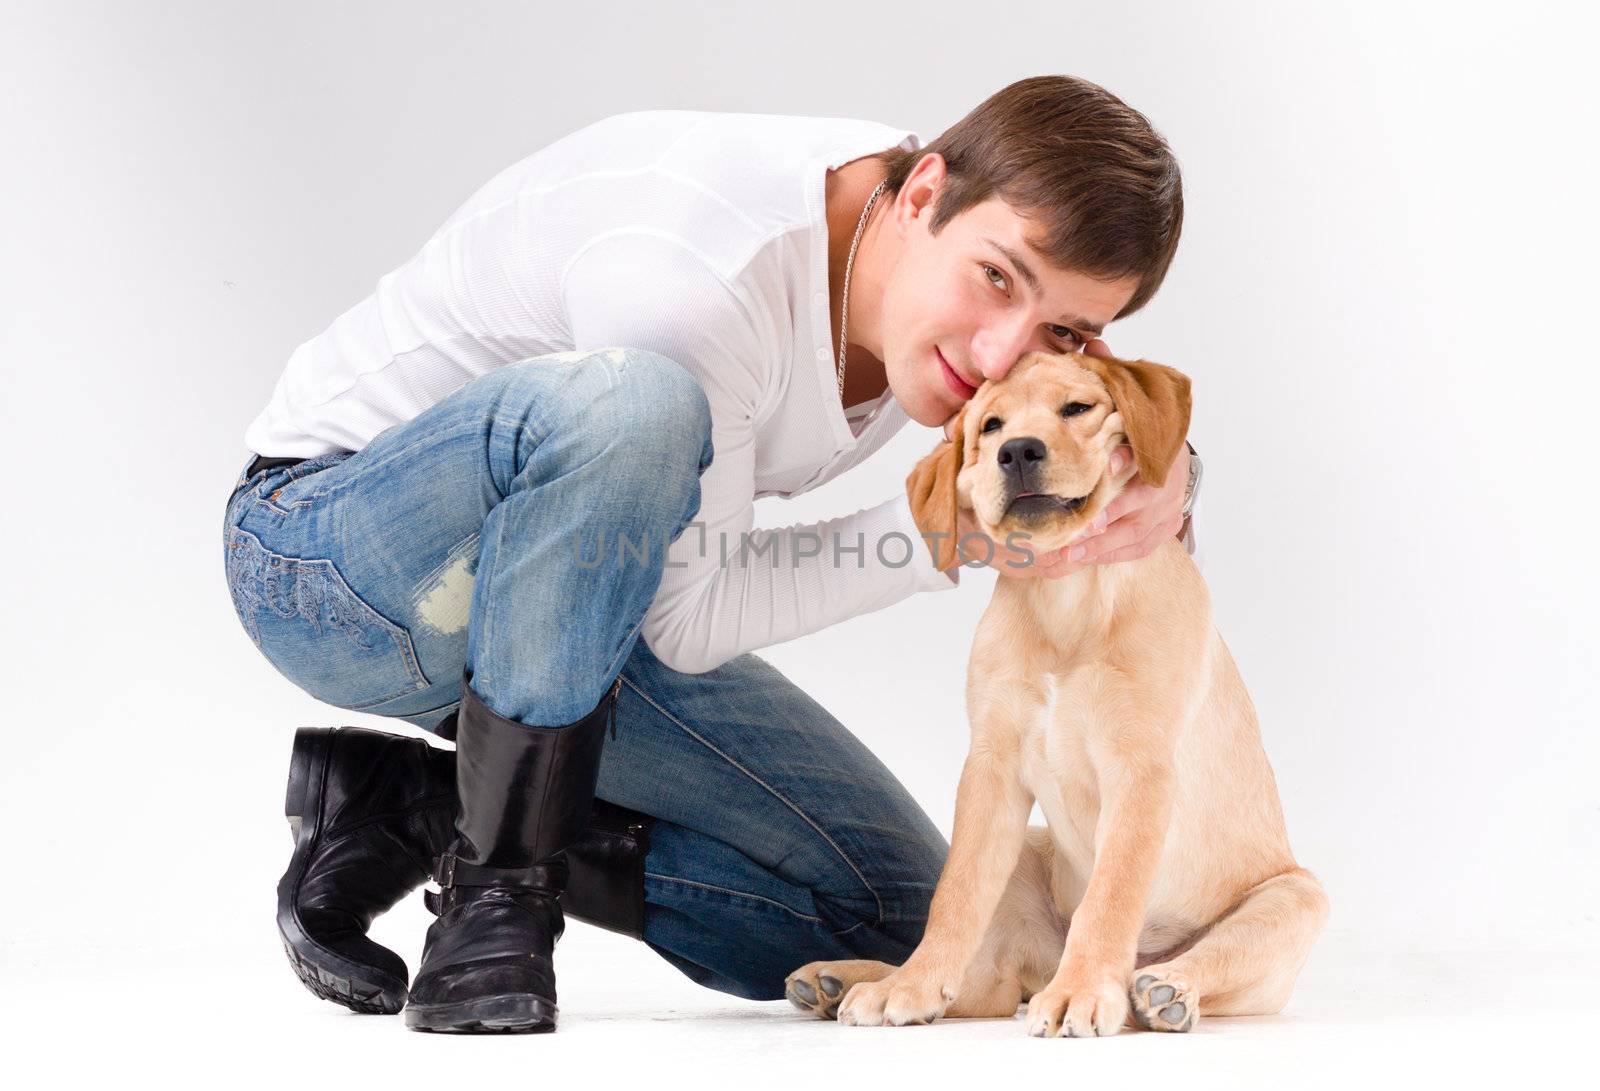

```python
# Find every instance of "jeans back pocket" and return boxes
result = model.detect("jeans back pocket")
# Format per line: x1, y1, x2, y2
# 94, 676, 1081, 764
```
224, 524, 431, 710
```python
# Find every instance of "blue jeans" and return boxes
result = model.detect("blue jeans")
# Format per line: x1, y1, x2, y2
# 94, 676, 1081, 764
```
221, 347, 947, 999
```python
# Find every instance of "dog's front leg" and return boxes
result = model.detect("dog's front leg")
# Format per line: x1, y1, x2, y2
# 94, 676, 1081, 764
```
838, 742, 1033, 1027
1025, 748, 1177, 1038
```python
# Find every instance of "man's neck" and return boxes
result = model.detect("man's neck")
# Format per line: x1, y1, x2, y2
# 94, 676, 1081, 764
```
839, 343, 888, 409
825, 156, 892, 408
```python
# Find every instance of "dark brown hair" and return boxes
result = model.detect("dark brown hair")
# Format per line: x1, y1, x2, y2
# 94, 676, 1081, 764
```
871, 75, 1183, 319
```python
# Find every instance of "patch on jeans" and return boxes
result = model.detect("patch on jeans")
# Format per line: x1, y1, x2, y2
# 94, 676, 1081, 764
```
411, 532, 480, 636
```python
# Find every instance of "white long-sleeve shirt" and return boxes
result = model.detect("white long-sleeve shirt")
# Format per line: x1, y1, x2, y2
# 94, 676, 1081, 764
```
244, 109, 959, 674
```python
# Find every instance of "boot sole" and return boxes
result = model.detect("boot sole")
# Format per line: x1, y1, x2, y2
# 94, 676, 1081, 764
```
404, 993, 558, 1033
278, 726, 409, 1015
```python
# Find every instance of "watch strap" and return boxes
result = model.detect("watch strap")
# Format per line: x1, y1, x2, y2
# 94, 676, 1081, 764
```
1179, 440, 1202, 519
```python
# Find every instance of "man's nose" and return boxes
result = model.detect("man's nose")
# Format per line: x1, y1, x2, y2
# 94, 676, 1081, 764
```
972, 314, 1042, 381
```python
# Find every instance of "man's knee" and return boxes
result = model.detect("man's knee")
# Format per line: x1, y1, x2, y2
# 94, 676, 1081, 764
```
608, 348, 715, 475
815, 878, 936, 950
610, 348, 712, 431
472, 349, 713, 497
506, 348, 711, 473
808, 833, 943, 951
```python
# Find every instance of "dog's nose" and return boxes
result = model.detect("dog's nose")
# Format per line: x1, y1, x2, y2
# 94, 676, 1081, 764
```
997, 437, 1047, 485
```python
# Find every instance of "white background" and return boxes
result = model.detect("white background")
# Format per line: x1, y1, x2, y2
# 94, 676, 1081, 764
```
2, 0, 1595, 1083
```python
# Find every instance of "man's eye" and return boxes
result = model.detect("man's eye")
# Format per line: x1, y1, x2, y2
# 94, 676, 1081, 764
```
1061, 402, 1091, 418
983, 265, 1081, 349
981, 416, 1003, 434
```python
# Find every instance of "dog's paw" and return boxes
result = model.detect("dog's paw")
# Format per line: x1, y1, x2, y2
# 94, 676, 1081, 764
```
838, 970, 952, 1027
785, 963, 852, 1020
1024, 972, 1130, 1038
1129, 967, 1198, 1033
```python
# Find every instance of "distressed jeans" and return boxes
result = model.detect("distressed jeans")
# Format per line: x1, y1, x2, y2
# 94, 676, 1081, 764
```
221, 347, 947, 998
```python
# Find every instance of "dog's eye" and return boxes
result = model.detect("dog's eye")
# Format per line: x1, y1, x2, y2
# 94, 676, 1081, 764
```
981, 417, 1002, 434
1060, 402, 1092, 418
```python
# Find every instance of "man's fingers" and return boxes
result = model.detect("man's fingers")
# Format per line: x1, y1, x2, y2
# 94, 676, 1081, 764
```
1074, 513, 1156, 565
1097, 479, 1148, 527
1027, 550, 1076, 579
1004, 544, 1058, 571
1112, 442, 1134, 477
996, 539, 1068, 576
1088, 518, 1184, 567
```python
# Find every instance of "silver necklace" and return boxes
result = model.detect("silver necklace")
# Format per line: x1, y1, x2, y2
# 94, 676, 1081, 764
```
837, 179, 888, 403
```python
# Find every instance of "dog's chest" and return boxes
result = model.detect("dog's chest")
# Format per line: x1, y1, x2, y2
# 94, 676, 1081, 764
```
1017, 671, 1102, 874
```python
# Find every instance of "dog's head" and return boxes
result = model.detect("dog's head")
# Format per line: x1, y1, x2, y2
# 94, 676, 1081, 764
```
906, 351, 1192, 571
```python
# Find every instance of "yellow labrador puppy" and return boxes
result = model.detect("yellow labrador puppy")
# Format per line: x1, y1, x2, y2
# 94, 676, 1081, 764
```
786, 351, 1327, 1036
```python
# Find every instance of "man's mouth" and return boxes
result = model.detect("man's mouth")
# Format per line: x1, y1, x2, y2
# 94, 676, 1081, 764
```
1007, 491, 1090, 516
937, 347, 979, 401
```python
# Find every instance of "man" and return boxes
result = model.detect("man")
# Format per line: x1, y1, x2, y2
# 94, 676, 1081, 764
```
222, 74, 1194, 1033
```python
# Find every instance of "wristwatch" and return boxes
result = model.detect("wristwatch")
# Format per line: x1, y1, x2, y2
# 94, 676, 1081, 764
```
1180, 441, 1203, 519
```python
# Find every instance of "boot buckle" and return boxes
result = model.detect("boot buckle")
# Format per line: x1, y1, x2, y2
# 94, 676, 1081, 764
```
434, 852, 460, 888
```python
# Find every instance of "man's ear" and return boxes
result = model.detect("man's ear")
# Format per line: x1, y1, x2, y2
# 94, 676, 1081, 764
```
905, 410, 966, 571
1083, 356, 1192, 488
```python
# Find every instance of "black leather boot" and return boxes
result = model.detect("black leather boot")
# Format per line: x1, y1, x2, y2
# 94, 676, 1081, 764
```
404, 669, 618, 1033
278, 726, 454, 1014
562, 796, 652, 940
278, 723, 652, 1016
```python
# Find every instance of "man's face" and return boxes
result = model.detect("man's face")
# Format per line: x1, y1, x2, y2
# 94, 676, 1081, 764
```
879, 156, 1141, 430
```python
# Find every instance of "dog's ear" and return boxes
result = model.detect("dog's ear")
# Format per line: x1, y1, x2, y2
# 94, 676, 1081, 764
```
1083, 356, 1192, 488
905, 410, 966, 571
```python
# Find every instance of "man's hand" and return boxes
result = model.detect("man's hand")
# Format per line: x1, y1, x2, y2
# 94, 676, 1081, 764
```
940, 339, 1189, 580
